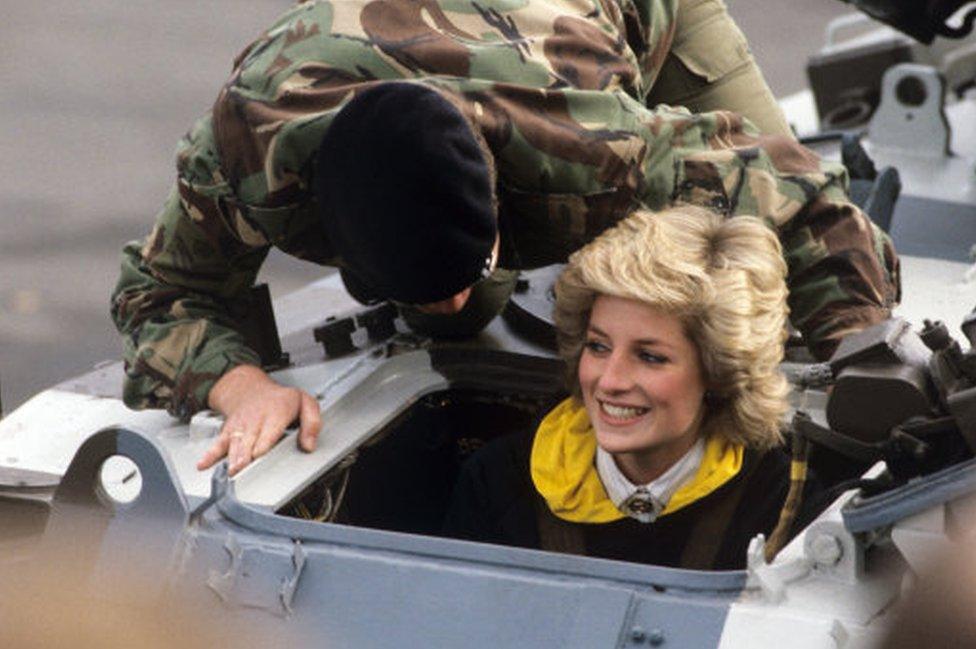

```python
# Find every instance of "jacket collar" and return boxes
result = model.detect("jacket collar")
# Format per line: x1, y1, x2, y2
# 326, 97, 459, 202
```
530, 398, 743, 524
596, 438, 704, 523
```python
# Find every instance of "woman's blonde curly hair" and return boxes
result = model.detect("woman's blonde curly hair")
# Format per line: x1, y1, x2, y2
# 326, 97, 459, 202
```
553, 204, 790, 450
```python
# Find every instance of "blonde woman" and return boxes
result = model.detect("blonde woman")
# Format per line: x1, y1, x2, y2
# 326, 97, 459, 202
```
444, 205, 820, 569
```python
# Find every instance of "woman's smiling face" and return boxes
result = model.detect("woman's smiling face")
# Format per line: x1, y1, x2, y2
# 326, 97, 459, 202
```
578, 295, 708, 482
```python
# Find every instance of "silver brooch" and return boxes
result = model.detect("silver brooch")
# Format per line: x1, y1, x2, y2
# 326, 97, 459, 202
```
621, 488, 662, 524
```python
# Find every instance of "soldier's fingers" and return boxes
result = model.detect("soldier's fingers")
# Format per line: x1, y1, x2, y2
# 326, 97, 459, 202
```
197, 433, 231, 471
228, 426, 258, 476
252, 413, 290, 459
298, 393, 322, 453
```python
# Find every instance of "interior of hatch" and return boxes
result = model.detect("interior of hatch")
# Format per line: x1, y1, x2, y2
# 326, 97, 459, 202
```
277, 377, 855, 563
278, 387, 561, 536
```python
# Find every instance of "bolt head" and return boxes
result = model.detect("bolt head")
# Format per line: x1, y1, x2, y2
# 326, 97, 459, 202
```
648, 628, 665, 646
630, 626, 646, 642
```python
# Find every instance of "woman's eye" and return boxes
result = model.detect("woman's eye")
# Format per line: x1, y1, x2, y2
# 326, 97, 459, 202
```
638, 351, 667, 364
584, 340, 609, 354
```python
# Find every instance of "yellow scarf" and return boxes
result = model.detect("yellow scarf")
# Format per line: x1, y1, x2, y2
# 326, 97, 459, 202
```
530, 397, 744, 523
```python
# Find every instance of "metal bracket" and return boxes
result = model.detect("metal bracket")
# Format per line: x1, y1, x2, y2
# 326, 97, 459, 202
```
745, 534, 813, 603
204, 463, 308, 617
313, 302, 402, 359
803, 519, 865, 585
41, 427, 190, 599
869, 63, 951, 157
207, 534, 307, 617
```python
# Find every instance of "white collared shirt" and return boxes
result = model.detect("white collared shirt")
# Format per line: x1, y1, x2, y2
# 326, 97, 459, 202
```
596, 438, 706, 523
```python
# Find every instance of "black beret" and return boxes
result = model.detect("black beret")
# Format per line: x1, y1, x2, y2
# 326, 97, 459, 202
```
314, 82, 497, 305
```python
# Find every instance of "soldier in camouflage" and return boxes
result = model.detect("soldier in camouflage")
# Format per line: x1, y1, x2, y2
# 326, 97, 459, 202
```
111, 0, 900, 475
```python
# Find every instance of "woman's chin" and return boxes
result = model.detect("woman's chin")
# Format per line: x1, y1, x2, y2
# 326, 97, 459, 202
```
594, 427, 645, 456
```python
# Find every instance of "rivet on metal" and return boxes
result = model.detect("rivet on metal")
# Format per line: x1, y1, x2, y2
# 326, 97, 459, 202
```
648, 628, 665, 646
630, 626, 646, 643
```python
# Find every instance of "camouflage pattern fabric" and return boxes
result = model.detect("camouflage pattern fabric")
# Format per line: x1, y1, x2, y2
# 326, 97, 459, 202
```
112, 0, 900, 419
646, 0, 792, 136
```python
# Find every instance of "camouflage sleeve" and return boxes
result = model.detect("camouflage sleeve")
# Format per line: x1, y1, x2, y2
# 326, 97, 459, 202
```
648, 109, 900, 360
110, 115, 269, 420
645, 0, 793, 137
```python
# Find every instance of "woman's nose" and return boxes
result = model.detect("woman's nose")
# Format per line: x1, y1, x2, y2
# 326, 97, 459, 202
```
597, 352, 632, 393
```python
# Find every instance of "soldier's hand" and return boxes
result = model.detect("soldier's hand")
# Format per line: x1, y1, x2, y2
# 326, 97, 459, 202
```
197, 364, 321, 476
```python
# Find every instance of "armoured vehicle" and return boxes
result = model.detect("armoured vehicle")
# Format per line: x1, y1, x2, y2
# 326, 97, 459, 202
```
3, 3, 976, 647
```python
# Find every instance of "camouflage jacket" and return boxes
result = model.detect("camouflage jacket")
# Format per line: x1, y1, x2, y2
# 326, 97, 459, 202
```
112, 0, 900, 419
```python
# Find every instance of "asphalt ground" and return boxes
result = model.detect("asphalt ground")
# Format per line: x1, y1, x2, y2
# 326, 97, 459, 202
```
0, 0, 850, 412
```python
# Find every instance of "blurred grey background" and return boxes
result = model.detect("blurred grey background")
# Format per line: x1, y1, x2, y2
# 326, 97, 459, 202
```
0, 0, 851, 412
